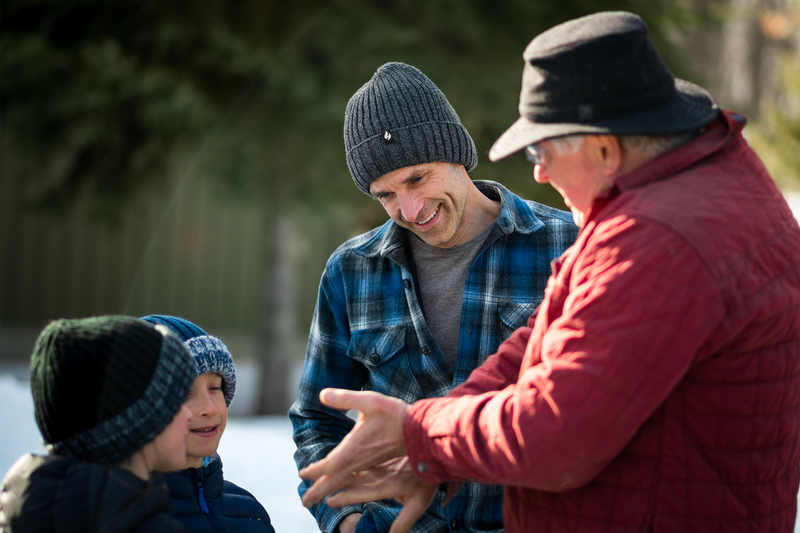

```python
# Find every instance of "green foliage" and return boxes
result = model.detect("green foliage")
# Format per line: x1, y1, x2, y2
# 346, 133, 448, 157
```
0, 0, 326, 217
748, 30, 800, 190
1, 0, 719, 220
749, 0, 800, 190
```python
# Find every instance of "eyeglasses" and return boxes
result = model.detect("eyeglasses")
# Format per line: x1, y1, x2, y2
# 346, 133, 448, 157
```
524, 143, 542, 166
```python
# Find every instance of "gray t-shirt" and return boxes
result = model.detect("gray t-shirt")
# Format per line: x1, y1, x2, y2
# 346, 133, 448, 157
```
408, 222, 495, 368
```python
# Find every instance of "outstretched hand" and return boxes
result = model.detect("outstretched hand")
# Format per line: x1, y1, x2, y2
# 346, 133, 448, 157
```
328, 457, 440, 533
299, 389, 410, 507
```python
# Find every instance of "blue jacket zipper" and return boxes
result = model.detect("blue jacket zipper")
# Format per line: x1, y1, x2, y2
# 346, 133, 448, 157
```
197, 477, 209, 514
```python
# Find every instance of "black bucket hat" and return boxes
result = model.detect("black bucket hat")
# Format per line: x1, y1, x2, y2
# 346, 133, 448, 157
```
489, 11, 720, 161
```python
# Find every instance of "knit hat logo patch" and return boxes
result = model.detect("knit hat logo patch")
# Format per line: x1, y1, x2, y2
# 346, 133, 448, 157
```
383, 131, 395, 144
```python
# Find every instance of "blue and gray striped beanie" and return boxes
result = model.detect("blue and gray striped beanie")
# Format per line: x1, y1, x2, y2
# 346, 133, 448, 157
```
30, 316, 195, 465
140, 315, 236, 407
344, 62, 478, 196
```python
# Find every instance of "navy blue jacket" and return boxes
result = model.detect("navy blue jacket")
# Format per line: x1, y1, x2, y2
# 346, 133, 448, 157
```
161, 454, 274, 532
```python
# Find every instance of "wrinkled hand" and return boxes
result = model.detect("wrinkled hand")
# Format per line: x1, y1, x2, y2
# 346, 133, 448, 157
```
328, 457, 439, 533
300, 389, 410, 507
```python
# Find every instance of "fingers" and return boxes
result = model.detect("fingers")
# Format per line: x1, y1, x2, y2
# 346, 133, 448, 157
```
318, 388, 374, 412
324, 457, 405, 507
388, 481, 438, 533
314, 457, 440, 533
299, 430, 384, 486
299, 446, 349, 482
327, 480, 389, 507
319, 388, 410, 424
389, 503, 427, 533
302, 469, 362, 508
300, 457, 365, 506
301, 388, 411, 507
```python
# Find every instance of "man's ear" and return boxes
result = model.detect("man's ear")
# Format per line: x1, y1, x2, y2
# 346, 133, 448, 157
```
595, 135, 623, 178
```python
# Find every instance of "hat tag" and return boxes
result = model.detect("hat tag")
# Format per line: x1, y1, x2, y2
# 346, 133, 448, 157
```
383, 130, 396, 144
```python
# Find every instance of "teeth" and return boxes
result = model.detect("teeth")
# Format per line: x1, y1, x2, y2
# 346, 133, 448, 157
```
418, 207, 438, 225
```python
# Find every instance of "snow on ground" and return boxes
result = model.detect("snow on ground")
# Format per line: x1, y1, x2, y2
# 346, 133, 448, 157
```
0, 374, 318, 533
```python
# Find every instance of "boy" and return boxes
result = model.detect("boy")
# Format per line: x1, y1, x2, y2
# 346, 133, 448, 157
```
0, 316, 196, 532
141, 314, 275, 533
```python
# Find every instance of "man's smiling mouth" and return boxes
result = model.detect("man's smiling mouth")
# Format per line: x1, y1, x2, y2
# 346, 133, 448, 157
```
416, 206, 439, 225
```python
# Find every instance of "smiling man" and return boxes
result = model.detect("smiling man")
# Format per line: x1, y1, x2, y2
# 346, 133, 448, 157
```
289, 62, 578, 533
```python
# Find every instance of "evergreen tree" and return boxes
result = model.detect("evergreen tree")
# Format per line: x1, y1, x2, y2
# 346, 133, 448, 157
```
1, 0, 716, 219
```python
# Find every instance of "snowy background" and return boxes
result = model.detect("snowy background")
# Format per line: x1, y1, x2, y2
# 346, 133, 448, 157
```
2, 192, 800, 532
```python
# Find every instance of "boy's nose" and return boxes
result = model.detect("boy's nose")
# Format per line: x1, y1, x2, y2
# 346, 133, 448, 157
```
197, 393, 218, 415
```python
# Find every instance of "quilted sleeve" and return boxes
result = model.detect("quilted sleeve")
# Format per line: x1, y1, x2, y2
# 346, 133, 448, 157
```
404, 217, 725, 491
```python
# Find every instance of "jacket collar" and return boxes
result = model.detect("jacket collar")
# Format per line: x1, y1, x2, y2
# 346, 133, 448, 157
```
584, 110, 745, 224
615, 110, 745, 192
354, 180, 546, 259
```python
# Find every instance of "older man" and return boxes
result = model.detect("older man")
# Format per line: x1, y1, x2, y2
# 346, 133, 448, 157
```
299, 11, 800, 533
289, 62, 577, 533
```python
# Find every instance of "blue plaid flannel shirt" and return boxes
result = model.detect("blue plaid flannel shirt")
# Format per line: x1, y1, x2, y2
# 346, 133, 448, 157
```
290, 181, 578, 533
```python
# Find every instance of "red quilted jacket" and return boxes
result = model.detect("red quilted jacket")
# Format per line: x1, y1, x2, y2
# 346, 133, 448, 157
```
404, 111, 800, 532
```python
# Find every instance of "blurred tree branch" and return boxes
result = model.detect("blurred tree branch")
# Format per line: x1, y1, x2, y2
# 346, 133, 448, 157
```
748, 0, 800, 190
1, 0, 722, 221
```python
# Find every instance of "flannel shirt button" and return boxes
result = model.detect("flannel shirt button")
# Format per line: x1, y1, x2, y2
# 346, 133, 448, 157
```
369, 352, 380, 364
422, 346, 431, 355
417, 461, 427, 473
450, 518, 459, 530
403, 279, 411, 289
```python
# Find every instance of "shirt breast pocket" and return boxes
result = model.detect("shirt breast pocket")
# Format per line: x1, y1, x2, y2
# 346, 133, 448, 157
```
498, 301, 538, 338
347, 326, 410, 395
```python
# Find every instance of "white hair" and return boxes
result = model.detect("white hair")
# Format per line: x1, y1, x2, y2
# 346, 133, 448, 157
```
545, 132, 696, 159
548, 135, 586, 155
617, 132, 696, 158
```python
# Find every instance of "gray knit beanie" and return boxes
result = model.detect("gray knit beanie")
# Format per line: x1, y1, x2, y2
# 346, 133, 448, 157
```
344, 62, 478, 196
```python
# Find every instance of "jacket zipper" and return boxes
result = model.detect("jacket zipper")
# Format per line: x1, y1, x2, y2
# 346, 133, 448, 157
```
196, 472, 210, 514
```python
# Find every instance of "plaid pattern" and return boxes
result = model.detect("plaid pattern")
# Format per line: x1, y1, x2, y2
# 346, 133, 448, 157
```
289, 180, 578, 533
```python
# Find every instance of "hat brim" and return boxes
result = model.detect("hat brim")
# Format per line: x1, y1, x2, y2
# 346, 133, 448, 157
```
488, 78, 720, 162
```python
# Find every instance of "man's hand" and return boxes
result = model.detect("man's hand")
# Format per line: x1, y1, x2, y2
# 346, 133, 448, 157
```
336, 513, 362, 533
300, 389, 410, 507
328, 457, 439, 533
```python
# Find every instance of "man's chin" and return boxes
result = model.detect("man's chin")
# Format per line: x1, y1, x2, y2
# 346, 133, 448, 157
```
410, 229, 446, 247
